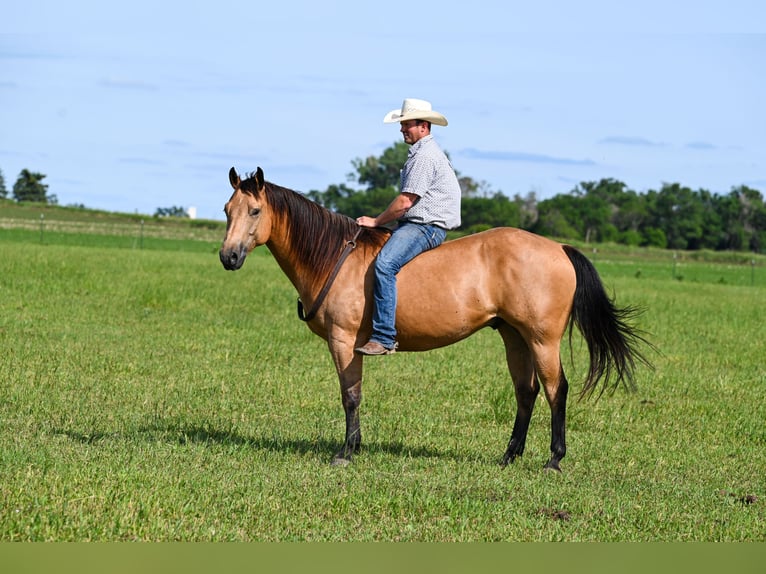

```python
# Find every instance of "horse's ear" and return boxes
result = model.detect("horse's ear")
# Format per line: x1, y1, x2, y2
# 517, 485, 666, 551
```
255, 167, 265, 191
229, 167, 240, 190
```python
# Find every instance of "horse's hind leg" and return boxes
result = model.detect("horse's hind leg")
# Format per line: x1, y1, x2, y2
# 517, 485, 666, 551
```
533, 341, 569, 472
498, 324, 539, 466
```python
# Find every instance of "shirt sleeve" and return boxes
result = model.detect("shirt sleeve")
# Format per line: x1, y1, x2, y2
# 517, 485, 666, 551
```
400, 153, 435, 198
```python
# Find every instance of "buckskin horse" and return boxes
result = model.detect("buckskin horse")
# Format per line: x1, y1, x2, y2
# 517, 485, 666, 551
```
219, 167, 651, 471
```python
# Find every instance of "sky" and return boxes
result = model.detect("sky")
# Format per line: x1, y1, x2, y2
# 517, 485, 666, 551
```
2, 1, 765, 221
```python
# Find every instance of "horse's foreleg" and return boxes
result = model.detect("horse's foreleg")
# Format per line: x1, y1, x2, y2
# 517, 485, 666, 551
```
333, 377, 362, 466
498, 325, 538, 467
329, 342, 364, 466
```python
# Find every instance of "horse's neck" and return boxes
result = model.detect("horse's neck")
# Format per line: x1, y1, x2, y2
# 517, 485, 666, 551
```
265, 236, 312, 294
265, 220, 336, 299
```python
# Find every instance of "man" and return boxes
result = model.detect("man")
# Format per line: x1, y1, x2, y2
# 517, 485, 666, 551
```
355, 98, 462, 355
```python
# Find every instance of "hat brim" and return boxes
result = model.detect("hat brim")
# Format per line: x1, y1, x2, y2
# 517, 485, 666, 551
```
383, 109, 448, 126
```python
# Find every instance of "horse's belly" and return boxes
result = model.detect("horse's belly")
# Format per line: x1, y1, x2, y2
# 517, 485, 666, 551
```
394, 273, 494, 350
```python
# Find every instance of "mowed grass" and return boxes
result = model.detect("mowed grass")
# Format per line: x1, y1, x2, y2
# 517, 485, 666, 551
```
0, 234, 764, 541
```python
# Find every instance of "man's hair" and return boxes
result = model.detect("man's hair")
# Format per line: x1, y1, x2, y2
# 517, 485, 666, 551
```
415, 119, 432, 129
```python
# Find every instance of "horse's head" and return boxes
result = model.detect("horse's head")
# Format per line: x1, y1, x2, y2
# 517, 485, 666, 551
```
219, 166, 273, 270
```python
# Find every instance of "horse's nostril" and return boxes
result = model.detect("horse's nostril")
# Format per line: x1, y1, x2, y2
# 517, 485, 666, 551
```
220, 247, 245, 270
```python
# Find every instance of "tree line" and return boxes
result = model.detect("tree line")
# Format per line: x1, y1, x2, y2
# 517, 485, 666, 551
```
4, 143, 765, 252
0, 168, 58, 205
306, 142, 765, 253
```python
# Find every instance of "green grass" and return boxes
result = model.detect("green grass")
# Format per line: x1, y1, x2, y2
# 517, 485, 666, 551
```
0, 215, 764, 541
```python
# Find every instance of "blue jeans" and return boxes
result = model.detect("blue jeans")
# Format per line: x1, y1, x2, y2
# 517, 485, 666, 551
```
369, 222, 447, 348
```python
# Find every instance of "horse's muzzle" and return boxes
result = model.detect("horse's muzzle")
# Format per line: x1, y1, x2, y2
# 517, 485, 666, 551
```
219, 245, 247, 271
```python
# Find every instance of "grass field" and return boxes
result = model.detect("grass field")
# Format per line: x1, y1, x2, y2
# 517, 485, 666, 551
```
0, 207, 764, 541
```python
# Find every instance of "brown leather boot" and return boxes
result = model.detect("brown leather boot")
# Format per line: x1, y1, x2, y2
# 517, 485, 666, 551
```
354, 341, 397, 355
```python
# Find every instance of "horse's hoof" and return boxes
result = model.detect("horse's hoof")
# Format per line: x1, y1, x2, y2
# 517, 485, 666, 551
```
543, 460, 562, 473
500, 450, 519, 468
330, 456, 352, 467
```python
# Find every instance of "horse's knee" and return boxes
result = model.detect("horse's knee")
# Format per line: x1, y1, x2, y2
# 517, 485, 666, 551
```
340, 380, 362, 409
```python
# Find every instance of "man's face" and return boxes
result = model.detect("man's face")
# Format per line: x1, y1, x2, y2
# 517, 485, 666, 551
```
400, 120, 429, 144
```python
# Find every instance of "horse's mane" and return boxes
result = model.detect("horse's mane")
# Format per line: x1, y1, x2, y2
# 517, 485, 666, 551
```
240, 173, 389, 282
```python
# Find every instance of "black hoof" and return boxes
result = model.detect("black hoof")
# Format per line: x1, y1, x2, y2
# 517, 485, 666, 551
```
331, 450, 354, 467
543, 459, 562, 472
501, 449, 521, 468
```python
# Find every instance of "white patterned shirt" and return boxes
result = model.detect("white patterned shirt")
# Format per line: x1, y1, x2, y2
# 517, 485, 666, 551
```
399, 135, 461, 229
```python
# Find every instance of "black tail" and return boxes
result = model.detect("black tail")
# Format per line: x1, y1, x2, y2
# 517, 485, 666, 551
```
563, 245, 654, 399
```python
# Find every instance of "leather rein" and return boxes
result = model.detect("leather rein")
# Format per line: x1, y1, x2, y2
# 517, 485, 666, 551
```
297, 226, 363, 322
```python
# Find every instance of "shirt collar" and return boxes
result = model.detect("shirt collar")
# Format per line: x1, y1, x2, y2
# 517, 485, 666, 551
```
408, 134, 433, 157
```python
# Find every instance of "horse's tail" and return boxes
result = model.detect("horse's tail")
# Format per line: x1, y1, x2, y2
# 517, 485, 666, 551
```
563, 245, 653, 400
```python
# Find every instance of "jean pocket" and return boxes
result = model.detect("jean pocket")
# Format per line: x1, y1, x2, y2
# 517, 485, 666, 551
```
428, 226, 447, 247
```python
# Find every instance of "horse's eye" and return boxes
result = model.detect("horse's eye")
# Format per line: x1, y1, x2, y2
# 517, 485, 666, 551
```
249, 208, 261, 217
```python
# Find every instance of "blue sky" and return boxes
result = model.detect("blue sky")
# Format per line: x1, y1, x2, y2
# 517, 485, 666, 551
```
2, 1, 764, 220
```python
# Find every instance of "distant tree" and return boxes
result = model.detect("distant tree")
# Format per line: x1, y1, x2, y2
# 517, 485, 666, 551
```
645, 183, 704, 250
13, 169, 51, 203
351, 141, 409, 191
533, 194, 582, 239
458, 175, 480, 198
612, 188, 647, 234
0, 168, 7, 198
513, 191, 539, 229
720, 185, 766, 252
154, 206, 189, 218
533, 200, 581, 239
642, 226, 667, 248
462, 193, 521, 230
457, 175, 497, 199
696, 188, 725, 250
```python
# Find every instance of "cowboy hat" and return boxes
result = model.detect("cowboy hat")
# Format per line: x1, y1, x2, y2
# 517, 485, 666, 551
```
383, 98, 448, 126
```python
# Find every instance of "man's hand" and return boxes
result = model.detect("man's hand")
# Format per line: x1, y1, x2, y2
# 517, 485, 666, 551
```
356, 216, 378, 228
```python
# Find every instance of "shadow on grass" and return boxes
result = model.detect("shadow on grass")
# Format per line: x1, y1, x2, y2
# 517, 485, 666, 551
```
54, 421, 487, 464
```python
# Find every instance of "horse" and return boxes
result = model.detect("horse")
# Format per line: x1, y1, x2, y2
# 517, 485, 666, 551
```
219, 167, 652, 471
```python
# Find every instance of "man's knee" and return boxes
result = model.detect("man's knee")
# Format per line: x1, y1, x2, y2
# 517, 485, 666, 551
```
374, 254, 399, 276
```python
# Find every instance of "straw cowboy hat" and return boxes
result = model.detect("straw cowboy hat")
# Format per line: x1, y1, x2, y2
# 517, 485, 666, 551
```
383, 98, 448, 126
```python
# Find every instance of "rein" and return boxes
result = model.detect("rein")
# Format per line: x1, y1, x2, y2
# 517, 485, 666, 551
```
297, 226, 363, 322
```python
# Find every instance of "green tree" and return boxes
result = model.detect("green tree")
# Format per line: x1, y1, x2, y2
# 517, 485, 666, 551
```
351, 142, 409, 191
696, 188, 725, 250
154, 206, 189, 218
533, 205, 580, 240
613, 189, 647, 234
306, 183, 358, 213
642, 226, 667, 248
533, 194, 582, 239
461, 193, 521, 231
720, 185, 766, 253
644, 183, 704, 250
513, 191, 539, 230
0, 168, 7, 199
13, 169, 52, 203
576, 179, 640, 243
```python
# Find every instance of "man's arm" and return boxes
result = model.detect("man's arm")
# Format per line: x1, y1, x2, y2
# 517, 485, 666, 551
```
356, 192, 418, 227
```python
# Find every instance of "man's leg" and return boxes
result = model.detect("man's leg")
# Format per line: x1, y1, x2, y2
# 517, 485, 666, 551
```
358, 223, 446, 353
